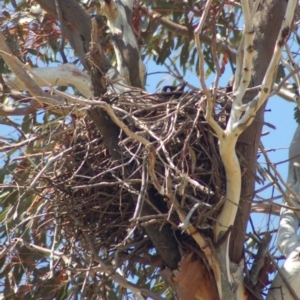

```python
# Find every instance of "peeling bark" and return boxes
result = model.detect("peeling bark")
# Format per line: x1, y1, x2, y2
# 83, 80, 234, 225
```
176, 253, 219, 300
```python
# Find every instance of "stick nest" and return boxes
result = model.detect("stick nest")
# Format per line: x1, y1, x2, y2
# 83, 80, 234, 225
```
38, 89, 230, 269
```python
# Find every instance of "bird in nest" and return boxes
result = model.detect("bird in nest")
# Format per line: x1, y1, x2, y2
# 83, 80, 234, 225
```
159, 82, 187, 100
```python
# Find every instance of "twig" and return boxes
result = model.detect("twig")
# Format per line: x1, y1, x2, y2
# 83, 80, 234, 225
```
12, 238, 69, 263
139, 6, 236, 60
194, 0, 213, 96
130, 214, 168, 222
259, 142, 300, 216
72, 215, 165, 300
132, 150, 148, 220
27, 148, 72, 192
178, 202, 201, 230
50, 220, 59, 278
271, 66, 300, 98
81, 255, 93, 295
194, 0, 223, 136
211, 19, 221, 100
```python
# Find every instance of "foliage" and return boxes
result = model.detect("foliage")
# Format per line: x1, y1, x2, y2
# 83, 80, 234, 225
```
0, 0, 299, 299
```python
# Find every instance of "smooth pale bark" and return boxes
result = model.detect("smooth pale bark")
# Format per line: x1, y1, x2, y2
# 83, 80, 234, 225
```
0, 32, 65, 107
266, 125, 300, 300
230, 0, 288, 264
267, 251, 300, 300
205, 0, 297, 298
100, 0, 145, 88
3, 64, 92, 98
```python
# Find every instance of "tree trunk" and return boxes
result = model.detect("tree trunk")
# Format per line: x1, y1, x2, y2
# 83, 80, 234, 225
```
231, 0, 288, 264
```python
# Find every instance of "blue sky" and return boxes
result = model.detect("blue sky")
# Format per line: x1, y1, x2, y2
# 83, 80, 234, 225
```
145, 57, 298, 250
145, 58, 297, 183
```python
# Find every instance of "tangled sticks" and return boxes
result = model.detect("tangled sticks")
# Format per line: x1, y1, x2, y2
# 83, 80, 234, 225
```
43, 88, 229, 272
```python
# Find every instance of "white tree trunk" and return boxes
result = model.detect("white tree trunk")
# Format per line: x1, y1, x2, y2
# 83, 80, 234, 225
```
267, 125, 300, 300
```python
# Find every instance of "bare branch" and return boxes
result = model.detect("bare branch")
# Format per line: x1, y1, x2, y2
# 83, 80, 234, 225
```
233, 0, 259, 94
12, 238, 69, 263
3, 64, 92, 98
0, 104, 37, 116
194, 0, 223, 138
231, 0, 254, 111
216, 0, 297, 238
0, 34, 65, 106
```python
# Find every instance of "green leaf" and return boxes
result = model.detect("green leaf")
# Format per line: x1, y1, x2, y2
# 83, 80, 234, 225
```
155, 31, 175, 65
21, 115, 31, 134
294, 106, 300, 124
180, 41, 190, 71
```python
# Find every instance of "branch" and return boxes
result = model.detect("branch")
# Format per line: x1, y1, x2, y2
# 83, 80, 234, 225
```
193, 1, 297, 297
3, 63, 92, 98
140, 6, 236, 61
0, 34, 65, 106
236, 0, 297, 133
35, 0, 92, 68
0, 104, 37, 116
231, 0, 255, 115
233, 0, 259, 94
214, 0, 253, 240
194, 0, 223, 138
12, 238, 69, 263
274, 83, 300, 103
276, 125, 300, 257
100, 0, 145, 88
216, 0, 297, 238
251, 202, 296, 216
194, 2, 241, 296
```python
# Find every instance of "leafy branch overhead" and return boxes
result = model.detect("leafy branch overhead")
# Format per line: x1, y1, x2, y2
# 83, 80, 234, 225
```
0, 0, 300, 299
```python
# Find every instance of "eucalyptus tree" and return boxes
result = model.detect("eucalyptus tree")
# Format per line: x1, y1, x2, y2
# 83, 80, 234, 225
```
0, 0, 299, 299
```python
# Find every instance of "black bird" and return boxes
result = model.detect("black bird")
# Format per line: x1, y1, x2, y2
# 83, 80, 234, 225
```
225, 76, 234, 93
160, 82, 187, 99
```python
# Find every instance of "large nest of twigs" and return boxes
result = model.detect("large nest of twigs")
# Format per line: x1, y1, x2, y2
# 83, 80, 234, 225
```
45, 89, 229, 263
